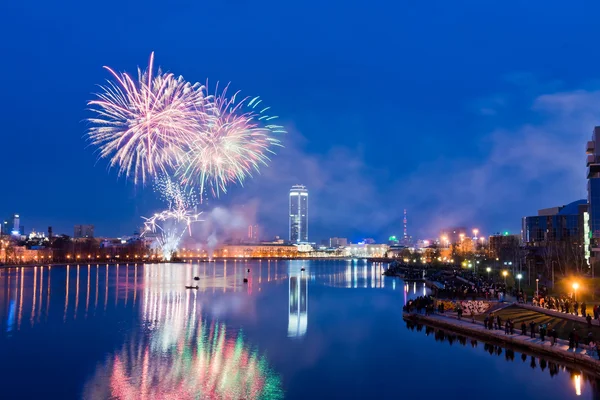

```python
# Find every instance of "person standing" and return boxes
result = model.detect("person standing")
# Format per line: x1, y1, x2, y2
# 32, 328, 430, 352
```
574, 301, 579, 317
582, 302, 587, 318
521, 321, 527, 336
551, 328, 558, 346
569, 329, 575, 350
587, 314, 593, 328
529, 321, 536, 339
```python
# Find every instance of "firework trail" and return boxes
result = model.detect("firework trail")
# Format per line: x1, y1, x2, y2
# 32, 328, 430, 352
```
143, 176, 201, 260
87, 52, 209, 185
178, 84, 285, 197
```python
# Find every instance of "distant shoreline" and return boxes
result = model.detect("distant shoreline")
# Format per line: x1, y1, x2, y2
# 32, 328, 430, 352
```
0, 257, 391, 269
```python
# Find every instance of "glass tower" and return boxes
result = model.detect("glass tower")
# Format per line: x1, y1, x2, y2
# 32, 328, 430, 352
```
587, 128, 600, 257
289, 185, 308, 243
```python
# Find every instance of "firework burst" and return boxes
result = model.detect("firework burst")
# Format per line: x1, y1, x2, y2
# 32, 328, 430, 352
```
87, 52, 209, 185
178, 85, 284, 197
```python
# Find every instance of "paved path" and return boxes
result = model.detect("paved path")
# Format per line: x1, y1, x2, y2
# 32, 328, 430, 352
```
515, 303, 600, 327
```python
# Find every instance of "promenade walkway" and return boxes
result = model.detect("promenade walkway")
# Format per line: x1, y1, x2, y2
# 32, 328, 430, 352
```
515, 303, 600, 327
404, 311, 600, 374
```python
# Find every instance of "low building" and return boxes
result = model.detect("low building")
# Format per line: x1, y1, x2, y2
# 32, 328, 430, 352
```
344, 243, 388, 258
214, 244, 299, 258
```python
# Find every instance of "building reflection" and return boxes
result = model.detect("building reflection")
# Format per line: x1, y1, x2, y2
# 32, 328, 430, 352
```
288, 267, 308, 338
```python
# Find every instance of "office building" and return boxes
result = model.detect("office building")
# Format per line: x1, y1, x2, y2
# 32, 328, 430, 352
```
74, 224, 95, 239
3, 214, 22, 236
522, 200, 588, 244
588, 127, 600, 262
289, 185, 308, 243
329, 237, 348, 248
489, 233, 521, 258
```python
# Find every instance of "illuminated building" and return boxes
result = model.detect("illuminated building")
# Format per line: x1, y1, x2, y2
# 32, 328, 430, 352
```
588, 127, 600, 264
3, 214, 22, 236
289, 185, 308, 243
521, 200, 587, 246
288, 268, 308, 337
74, 224, 94, 239
214, 244, 299, 258
344, 243, 389, 258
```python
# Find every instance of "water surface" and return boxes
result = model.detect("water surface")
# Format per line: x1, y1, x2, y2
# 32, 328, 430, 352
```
0, 260, 594, 399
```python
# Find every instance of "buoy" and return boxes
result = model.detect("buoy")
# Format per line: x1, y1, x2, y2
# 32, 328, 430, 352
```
247, 268, 250, 273
301, 267, 305, 271
243, 278, 248, 283
193, 276, 200, 281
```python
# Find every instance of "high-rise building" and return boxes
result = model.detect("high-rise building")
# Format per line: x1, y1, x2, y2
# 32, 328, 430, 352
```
74, 224, 95, 239
588, 127, 600, 265
3, 214, 21, 236
289, 185, 308, 243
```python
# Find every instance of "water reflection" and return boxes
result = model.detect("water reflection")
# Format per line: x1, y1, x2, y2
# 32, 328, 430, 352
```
404, 319, 600, 398
288, 268, 308, 338
83, 264, 283, 399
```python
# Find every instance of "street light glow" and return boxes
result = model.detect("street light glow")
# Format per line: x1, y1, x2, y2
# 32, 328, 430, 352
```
573, 282, 580, 290
502, 271, 508, 277
517, 274, 522, 280
486, 267, 491, 272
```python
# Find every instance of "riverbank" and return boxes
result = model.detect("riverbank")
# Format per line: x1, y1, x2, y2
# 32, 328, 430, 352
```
403, 311, 600, 376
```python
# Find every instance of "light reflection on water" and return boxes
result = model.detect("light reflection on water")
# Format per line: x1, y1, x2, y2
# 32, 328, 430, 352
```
84, 267, 283, 399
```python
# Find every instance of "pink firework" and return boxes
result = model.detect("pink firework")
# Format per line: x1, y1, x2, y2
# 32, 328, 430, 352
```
87, 52, 209, 185
178, 84, 284, 197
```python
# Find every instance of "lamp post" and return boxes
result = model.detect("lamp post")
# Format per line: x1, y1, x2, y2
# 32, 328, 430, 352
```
502, 270, 508, 286
536, 278, 539, 298
573, 282, 580, 301
517, 273, 522, 292
486, 267, 491, 279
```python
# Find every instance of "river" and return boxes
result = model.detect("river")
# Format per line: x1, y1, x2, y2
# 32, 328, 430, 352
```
0, 260, 594, 399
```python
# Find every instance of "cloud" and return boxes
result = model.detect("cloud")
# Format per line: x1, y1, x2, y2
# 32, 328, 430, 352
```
223, 85, 600, 242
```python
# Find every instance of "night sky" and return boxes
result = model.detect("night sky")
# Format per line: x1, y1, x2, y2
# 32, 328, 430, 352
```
2, 1, 600, 242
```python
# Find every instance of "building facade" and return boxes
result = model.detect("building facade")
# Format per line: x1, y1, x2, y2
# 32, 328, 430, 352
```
521, 200, 587, 244
588, 127, 600, 260
329, 237, 348, 248
74, 224, 95, 239
289, 185, 308, 243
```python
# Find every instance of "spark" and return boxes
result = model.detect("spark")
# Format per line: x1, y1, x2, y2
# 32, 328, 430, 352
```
87, 52, 209, 185
178, 84, 284, 197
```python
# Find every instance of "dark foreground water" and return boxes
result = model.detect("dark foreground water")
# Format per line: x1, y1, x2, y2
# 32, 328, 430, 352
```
0, 260, 595, 399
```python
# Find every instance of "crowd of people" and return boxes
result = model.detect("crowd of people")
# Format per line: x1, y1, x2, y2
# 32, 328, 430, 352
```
532, 295, 600, 321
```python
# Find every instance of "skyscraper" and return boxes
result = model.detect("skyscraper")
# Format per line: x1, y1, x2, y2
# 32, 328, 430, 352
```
289, 185, 308, 243
587, 127, 600, 266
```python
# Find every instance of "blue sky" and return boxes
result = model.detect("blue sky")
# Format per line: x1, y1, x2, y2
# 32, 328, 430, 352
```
1, 0, 600, 242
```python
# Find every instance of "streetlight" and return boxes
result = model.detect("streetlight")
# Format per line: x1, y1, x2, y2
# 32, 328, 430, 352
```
486, 267, 491, 279
573, 282, 580, 301
536, 278, 539, 298
517, 273, 522, 292
502, 270, 508, 285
